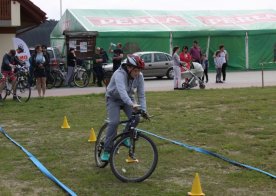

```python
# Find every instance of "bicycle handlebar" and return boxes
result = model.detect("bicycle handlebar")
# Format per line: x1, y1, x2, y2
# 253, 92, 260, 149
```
132, 109, 151, 121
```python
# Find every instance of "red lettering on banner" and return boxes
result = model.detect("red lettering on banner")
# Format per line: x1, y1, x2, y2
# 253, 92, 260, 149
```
86, 15, 188, 26
197, 13, 276, 26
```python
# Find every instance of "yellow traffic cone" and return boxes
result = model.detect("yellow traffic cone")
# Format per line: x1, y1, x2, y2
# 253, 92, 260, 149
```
188, 173, 205, 196
88, 128, 96, 142
61, 116, 70, 129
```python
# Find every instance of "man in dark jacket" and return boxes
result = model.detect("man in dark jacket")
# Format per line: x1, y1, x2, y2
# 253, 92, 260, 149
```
65, 48, 77, 87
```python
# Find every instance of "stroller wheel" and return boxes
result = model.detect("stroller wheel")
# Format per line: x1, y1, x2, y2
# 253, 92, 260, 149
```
199, 83, 205, 89
182, 82, 190, 89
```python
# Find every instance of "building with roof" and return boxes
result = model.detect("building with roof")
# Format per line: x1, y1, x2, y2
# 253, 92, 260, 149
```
0, 0, 46, 56
51, 9, 276, 70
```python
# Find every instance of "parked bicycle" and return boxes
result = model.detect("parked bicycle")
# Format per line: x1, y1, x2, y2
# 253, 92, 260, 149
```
1, 65, 31, 102
73, 61, 113, 88
94, 109, 158, 182
51, 63, 66, 88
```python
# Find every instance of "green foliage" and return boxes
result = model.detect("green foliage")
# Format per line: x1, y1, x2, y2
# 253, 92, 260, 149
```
0, 87, 276, 195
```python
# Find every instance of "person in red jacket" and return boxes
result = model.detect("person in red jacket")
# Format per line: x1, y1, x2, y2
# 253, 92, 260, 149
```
179, 46, 192, 70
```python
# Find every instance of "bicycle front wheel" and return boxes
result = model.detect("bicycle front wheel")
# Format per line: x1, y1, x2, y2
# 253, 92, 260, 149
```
94, 123, 109, 168
110, 133, 158, 182
73, 69, 89, 88
1, 86, 8, 100
16, 81, 31, 102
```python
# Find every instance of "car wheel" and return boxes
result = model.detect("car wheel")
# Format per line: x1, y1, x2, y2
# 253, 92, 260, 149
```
166, 68, 174, 79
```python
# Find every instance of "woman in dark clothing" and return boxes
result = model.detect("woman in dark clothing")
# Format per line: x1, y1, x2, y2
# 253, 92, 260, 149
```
30, 45, 49, 97
65, 48, 77, 87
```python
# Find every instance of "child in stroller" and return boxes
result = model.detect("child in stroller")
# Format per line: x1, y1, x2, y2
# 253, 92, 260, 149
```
181, 62, 206, 89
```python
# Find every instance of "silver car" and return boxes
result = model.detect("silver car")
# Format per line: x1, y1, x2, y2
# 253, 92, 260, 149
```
103, 51, 174, 79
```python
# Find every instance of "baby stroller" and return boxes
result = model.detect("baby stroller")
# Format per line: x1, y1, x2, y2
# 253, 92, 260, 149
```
181, 62, 206, 89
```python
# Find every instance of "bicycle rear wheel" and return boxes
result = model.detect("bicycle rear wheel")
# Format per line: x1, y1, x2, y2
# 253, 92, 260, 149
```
94, 123, 109, 168
73, 69, 89, 88
110, 133, 158, 182
16, 81, 31, 102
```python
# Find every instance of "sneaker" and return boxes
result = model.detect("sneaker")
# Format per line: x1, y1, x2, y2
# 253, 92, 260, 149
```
100, 151, 110, 161
13, 95, 18, 101
123, 138, 131, 147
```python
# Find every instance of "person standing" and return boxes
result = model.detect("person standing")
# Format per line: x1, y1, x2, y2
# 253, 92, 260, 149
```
219, 45, 228, 82
42, 45, 50, 85
179, 46, 192, 70
65, 48, 77, 87
30, 45, 48, 97
201, 54, 209, 83
172, 46, 185, 90
190, 40, 202, 63
93, 47, 104, 87
100, 48, 109, 64
109, 43, 123, 72
214, 50, 223, 83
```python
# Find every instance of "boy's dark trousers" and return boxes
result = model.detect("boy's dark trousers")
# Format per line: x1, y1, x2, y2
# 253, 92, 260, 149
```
222, 63, 227, 81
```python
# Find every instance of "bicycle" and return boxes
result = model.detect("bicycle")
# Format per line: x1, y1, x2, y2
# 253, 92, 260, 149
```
73, 64, 89, 88
94, 109, 158, 182
51, 63, 66, 88
73, 60, 113, 88
1, 65, 31, 102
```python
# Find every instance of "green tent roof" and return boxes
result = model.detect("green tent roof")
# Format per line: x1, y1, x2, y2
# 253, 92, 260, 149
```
51, 9, 276, 38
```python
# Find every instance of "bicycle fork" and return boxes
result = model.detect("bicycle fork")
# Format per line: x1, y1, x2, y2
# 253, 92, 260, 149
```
126, 126, 139, 163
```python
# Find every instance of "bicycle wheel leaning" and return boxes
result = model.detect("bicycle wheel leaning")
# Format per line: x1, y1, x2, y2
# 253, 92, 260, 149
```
52, 70, 64, 88
110, 133, 158, 182
73, 69, 89, 88
46, 72, 56, 89
16, 81, 31, 102
94, 122, 109, 168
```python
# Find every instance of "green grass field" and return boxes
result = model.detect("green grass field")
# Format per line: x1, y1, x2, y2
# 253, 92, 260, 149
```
0, 87, 276, 195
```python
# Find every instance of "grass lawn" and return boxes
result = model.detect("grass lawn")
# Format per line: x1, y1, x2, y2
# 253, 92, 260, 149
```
0, 87, 276, 195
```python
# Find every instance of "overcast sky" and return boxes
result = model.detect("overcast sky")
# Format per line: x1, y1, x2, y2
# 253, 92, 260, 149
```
30, 0, 276, 20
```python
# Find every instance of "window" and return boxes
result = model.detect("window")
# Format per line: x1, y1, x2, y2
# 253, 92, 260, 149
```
165, 54, 172, 61
141, 54, 152, 63
154, 53, 167, 62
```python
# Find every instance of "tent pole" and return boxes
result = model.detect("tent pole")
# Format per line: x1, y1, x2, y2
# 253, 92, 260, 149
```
170, 32, 173, 55
206, 36, 211, 58
245, 32, 249, 70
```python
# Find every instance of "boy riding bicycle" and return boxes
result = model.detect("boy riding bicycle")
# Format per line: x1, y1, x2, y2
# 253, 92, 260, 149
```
101, 54, 148, 161
0, 49, 25, 102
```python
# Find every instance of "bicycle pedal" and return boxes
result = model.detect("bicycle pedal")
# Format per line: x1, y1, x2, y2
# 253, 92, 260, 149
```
125, 156, 139, 163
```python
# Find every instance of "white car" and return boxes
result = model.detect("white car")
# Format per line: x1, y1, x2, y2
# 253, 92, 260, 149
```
103, 51, 174, 79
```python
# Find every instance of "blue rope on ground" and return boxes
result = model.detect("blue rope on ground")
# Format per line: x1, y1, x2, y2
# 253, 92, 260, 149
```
135, 127, 276, 179
0, 127, 77, 196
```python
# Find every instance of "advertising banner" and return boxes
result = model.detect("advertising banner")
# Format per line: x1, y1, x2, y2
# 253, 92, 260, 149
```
12, 38, 31, 67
